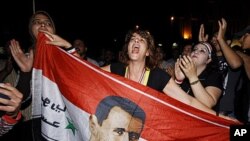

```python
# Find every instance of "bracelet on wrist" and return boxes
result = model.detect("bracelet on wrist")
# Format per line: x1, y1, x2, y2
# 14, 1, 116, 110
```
190, 79, 199, 85
175, 78, 183, 84
2, 111, 22, 124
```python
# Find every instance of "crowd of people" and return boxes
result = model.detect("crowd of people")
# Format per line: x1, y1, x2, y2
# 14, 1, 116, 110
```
0, 10, 250, 140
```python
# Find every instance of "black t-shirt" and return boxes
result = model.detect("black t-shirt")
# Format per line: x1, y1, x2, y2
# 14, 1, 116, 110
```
180, 69, 223, 97
110, 62, 171, 92
217, 55, 228, 79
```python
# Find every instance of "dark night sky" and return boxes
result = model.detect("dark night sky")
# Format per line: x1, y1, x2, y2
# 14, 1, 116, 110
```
1, 0, 249, 58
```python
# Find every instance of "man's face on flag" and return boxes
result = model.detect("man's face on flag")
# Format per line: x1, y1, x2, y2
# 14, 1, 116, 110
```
90, 106, 143, 141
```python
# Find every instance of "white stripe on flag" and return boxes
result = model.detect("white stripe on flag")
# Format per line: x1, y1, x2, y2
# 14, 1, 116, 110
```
32, 68, 91, 140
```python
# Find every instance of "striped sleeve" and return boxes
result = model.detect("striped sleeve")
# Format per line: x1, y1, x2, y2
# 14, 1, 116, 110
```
0, 112, 21, 136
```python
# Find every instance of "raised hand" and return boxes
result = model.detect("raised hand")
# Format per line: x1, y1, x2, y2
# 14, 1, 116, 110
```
9, 39, 34, 72
178, 55, 198, 81
217, 18, 227, 41
198, 24, 209, 42
174, 56, 185, 81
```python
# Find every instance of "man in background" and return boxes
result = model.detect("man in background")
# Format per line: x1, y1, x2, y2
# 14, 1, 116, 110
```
73, 39, 99, 67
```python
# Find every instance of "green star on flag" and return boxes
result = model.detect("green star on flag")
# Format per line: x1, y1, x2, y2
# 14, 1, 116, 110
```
65, 117, 77, 135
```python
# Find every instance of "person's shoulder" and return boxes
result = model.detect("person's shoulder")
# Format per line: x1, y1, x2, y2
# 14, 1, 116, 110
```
151, 67, 169, 76
111, 62, 126, 68
110, 62, 126, 75
148, 67, 171, 90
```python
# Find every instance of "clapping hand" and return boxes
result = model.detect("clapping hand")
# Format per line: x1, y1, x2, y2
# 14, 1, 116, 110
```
199, 24, 209, 42
9, 39, 34, 72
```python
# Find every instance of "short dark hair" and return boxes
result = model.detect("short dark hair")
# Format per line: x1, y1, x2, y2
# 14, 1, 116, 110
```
95, 95, 146, 130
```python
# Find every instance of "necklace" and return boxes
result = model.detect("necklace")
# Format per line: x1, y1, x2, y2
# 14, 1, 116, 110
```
126, 67, 146, 84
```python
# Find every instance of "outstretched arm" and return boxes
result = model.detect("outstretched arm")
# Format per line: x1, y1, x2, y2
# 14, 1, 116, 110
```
8, 39, 33, 101
163, 78, 237, 121
217, 18, 243, 69
39, 30, 80, 57
236, 51, 250, 79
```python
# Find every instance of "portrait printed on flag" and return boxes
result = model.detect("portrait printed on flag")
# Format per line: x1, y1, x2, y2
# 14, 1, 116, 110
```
89, 95, 146, 141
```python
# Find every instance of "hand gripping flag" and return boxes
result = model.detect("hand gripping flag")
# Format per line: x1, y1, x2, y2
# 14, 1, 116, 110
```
32, 33, 240, 141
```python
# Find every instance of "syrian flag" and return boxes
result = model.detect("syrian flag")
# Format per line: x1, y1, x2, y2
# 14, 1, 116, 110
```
32, 33, 239, 141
